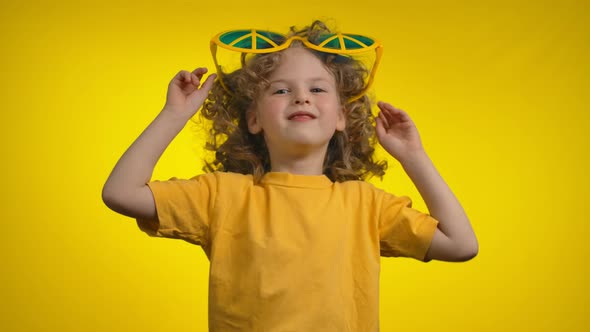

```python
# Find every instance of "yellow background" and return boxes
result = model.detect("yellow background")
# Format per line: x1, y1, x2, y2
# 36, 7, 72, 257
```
1, 0, 588, 331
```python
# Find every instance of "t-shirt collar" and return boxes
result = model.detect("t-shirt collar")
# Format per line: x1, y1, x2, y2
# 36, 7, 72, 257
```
260, 172, 333, 189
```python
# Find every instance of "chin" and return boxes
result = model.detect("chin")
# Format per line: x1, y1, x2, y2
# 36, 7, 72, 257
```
287, 139, 330, 152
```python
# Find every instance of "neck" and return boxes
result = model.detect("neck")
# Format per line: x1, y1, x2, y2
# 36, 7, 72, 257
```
267, 144, 328, 175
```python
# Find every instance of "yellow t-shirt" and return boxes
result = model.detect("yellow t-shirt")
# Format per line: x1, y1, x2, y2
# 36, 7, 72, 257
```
137, 171, 438, 331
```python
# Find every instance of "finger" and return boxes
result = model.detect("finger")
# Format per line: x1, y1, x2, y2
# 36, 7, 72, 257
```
175, 71, 193, 88
170, 70, 192, 90
190, 73, 217, 105
390, 107, 413, 125
191, 68, 211, 87
377, 102, 397, 121
375, 116, 386, 138
199, 73, 217, 92
195, 74, 217, 100
378, 110, 390, 129
171, 70, 188, 82
379, 103, 399, 126
377, 101, 395, 112
378, 101, 405, 115
191, 68, 209, 83
192, 67, 208, 76
383, 107, 400, 126
382, 104, 408, 126
191, 73, 201, 87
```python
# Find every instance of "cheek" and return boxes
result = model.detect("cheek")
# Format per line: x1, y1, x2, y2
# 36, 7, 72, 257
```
318, 99, 343, 118
252, 105, 281, 131
260, 100, 285, 117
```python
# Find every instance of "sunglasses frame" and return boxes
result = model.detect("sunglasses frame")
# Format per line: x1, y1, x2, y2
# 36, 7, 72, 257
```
210, 29, 383, 102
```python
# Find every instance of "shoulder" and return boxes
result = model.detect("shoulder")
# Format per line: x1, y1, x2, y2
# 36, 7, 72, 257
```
335, 179, 383, 193
335, 179, 411, 205
191, 171, 254, 188
150, 172, 253, 191
332, 179, 389, 202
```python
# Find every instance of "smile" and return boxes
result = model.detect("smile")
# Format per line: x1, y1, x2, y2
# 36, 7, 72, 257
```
288, 112, 317, 121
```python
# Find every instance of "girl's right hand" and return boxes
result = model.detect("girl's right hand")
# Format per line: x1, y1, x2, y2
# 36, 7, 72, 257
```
163, 67, 217, 120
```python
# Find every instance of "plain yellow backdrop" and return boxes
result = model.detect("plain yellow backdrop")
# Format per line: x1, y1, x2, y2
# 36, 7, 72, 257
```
1, 0, 588, 331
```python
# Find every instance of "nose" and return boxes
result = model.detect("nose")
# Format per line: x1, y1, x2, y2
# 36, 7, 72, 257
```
293, 93, 310, 105
294, 98, 310, 105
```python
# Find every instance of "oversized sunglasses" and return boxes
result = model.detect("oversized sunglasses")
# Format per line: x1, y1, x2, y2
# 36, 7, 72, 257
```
210, 29, 383, 101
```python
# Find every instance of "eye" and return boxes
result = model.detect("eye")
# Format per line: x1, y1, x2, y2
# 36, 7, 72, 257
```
310, 87, 326, 93
273, 88, 290, 95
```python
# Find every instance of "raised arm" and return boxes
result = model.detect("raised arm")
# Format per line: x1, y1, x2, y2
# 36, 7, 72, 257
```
375, 101, 478, 262
102, 68, 216, 220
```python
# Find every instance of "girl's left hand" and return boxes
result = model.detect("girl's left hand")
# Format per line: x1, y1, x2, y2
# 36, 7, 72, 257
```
375, 101, 425, 163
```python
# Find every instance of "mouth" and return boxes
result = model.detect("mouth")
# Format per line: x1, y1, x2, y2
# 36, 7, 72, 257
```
288, 111, 317, 121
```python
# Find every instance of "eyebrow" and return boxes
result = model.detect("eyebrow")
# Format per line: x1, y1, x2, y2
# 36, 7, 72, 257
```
269, 78, 332, 85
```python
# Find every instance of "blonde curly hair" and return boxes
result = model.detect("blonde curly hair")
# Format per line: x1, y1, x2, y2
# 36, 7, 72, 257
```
200, 20, 387, 182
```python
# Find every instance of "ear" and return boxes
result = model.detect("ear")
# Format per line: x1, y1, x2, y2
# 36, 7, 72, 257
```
336, 106, 346, 131
246, 107, 262, 134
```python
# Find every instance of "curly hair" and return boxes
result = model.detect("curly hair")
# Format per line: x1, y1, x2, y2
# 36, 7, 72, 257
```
199, 20, 387, 182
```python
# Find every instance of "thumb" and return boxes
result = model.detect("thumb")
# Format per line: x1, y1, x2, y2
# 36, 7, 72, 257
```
200, 73, 217, 91
375, 116, 386, 141
189, 73, 217, 107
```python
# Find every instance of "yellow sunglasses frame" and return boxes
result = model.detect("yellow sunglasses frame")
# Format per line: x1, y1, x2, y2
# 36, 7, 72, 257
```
210, 29, 383, 102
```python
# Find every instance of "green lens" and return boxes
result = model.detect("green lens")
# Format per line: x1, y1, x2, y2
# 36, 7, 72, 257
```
345, 34, 375, 47
219, 30, 251, 45
220, 30, 285, 50
316, 34, 340, 49
256, 31, 285, 48
316, 34, 375, 50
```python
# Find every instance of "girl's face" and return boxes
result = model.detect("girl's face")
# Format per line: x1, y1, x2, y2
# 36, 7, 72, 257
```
247, 47, 346, 156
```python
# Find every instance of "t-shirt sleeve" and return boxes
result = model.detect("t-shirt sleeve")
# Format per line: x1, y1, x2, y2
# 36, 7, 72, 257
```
136, 173, 217, 248
378, 193, 439, 261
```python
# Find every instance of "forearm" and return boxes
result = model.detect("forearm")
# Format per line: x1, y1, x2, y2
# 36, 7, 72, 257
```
401, 151, 478, 252
103, 109, 188, 198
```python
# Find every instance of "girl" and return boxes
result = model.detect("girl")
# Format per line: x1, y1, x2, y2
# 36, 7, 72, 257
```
103, 21, 478, 331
